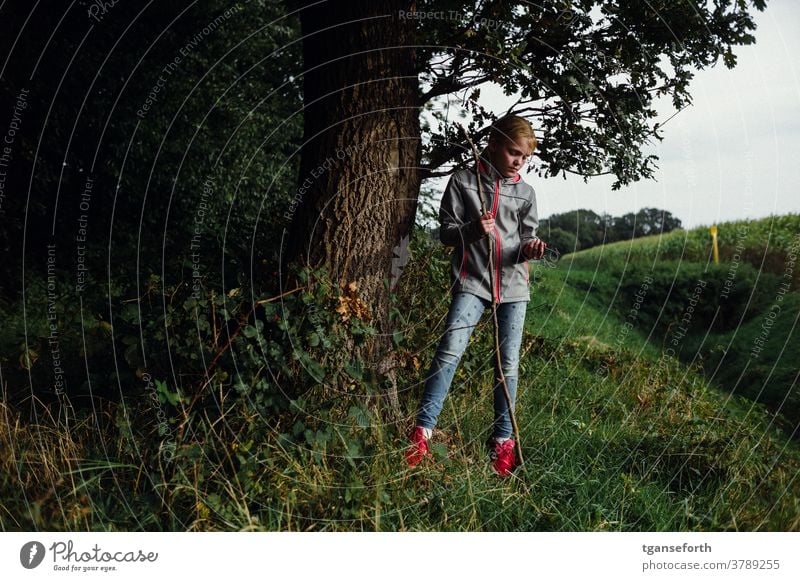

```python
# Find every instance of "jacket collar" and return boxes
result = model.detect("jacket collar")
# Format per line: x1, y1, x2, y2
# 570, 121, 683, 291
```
477, 148, 521, 184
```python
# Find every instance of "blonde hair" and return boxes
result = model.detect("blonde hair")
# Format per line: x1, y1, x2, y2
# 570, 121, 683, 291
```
489, 115, 537, 154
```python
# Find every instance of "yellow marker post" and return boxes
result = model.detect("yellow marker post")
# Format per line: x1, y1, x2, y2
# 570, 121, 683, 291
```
710, 225, 719, 265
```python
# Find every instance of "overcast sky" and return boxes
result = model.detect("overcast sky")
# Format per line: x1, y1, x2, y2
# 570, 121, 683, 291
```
478, 0, 800, 229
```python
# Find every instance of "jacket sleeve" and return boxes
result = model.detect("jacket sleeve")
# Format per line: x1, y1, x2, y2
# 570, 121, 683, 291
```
514, 188, 539, 263
439, 173, 483, 247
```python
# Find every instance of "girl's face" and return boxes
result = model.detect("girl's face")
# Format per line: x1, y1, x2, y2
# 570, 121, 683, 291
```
488, 137, 532, 178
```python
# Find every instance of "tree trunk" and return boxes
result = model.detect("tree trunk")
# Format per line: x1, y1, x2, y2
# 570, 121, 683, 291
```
285, 1, 421, 410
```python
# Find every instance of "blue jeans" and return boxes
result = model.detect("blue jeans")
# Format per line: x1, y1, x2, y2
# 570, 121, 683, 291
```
415, 292, 527, 439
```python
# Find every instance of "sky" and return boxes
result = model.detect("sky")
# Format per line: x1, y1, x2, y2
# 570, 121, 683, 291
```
477, 0, 800, 229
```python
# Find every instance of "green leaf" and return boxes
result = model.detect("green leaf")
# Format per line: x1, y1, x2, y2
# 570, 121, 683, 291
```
155, 379, 182, 406
348, 406, 370, 428
344, 359, 363, 380
310, 362, 325, 382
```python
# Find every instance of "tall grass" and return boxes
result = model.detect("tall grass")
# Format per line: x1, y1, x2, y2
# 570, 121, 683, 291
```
2, 218, 799, 531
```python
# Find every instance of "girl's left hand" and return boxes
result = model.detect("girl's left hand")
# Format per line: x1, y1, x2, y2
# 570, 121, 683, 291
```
523, 238, 546, 260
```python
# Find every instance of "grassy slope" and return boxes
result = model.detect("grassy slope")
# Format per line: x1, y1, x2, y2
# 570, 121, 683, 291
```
573, 214, 800, 268
248, 246, 799, 531
376, 261, 798, 531
564, 215, 800, 428
327, 217, 800, 531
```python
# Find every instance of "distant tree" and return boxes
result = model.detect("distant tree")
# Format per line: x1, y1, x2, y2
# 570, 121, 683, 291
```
543, 209, 609, 250
546, 227, 579, 255
637, 207, 682, 235
614, 207, 682, 238
601, 212, 617, 242
542, 207, 683, 253
615, 212, 638, 239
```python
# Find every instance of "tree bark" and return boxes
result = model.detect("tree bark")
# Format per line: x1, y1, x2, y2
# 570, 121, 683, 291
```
285, 1, 421, 409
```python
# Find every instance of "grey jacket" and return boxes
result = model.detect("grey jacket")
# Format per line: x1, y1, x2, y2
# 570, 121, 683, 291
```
439, 153, 539, 303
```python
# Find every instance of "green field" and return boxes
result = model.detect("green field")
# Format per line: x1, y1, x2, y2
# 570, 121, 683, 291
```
563, 214, 800, 431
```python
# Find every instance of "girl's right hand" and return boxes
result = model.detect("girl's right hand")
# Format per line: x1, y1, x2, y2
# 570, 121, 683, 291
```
476, 212, 495, 236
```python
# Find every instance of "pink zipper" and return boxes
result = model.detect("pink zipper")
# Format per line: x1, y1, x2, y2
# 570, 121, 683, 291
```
491, 178, 501, 303
476, 162, 503, 302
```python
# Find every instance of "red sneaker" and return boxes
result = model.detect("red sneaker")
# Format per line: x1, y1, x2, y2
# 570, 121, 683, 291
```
405, 427, 430, 467
489, 438, 517, 476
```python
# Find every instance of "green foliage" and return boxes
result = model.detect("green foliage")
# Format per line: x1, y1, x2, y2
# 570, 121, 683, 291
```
417, 0, 764, 187
0, 0, 302, 295
545, 227, 579, 255
698, 292, 800, 429
539, 207, 682, 254
566, 257, 780, 335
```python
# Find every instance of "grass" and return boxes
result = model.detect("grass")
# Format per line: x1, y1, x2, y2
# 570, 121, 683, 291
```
2, 217, 799, 531
232, 286, 799, 531
573, 213, 800, 266
563, 215, 800, 431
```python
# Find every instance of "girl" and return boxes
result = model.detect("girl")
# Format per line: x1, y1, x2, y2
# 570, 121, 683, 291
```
407, 115, 545, 476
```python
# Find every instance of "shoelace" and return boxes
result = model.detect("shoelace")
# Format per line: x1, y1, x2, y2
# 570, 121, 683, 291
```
497, 439, 514, 452
412, 431, 427, 445
495, 440, 515, 465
